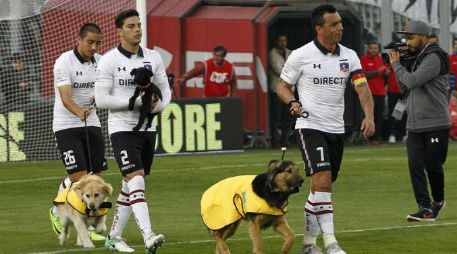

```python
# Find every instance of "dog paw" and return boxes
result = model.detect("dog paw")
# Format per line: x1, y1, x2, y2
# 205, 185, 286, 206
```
58, 234, 68, 245
83, 242, 95, 248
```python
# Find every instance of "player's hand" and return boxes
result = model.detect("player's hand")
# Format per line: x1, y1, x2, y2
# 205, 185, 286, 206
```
388, 51, 400, 63
175, 77, 185, 83
79, 105, 94, 121
360, 117, 375, 138
289, 101, 304, 118
150, 94, 159, 112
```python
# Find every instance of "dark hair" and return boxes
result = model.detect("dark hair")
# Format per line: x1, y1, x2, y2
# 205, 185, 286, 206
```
311, 4, 337, 29
213, 45, 227, 57
367, 41, 379, 47
115, 9, 139, 28
276, 33, 287, 40
79, 23, 102, 37
429, 34, 438, 39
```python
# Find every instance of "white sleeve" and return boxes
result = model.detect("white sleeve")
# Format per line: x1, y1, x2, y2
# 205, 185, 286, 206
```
94, 57, 140, 109
54, 56, 71, 87
151, 53, 171, 113
280, 50, 301, 85
350, 51, 362, 73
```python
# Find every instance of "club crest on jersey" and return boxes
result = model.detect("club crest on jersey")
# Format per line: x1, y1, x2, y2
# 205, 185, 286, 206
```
339, 62, 349, 73
143, 62, 152, 71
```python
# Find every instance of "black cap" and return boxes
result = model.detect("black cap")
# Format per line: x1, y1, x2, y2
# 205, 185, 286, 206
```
396, 20, 431, 36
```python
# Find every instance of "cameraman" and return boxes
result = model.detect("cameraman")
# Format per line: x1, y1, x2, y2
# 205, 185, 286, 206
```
388, 20, 450, 222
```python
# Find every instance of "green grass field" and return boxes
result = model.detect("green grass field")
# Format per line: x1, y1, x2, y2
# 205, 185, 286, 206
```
1, 143, 457, 254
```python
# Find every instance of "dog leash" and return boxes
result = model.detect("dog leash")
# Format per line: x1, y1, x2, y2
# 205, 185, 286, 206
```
281, 147, 287, 160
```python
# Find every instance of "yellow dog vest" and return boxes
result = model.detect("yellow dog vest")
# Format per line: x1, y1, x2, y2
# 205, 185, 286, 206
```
201, 175, 288, 230
54, 185, 109, 217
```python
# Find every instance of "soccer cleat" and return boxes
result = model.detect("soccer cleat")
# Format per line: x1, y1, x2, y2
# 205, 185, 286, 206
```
432, 200, 446, 219
301, 243, 324, 254
88, 229, 106, 241
49, 207, 61, 235
105, 236, 135, 252
325, 242, 346, 254
145, 234, 165, 254
406, 207, 435, 222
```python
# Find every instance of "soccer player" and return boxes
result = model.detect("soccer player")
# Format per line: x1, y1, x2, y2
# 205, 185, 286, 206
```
277, 4, 375, 254
176, 45, 237, 97
95, 9, 171, 253
49, 23, 107, 241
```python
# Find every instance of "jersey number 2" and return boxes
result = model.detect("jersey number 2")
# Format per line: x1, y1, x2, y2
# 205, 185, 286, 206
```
120, 150, 130, 165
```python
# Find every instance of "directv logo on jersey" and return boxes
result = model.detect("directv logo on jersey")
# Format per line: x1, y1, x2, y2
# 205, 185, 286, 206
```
313, 77, 346, 85
119, 79, 135, 86
73, 82, 94, 88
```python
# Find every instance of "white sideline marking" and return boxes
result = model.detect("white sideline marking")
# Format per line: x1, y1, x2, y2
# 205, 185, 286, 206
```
21, 222, 457, 254
0, 157, 407, 184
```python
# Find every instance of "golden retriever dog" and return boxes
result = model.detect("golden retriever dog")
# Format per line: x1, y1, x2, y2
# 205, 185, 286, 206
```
201, 160, 304, 254
54, 174, 113, 248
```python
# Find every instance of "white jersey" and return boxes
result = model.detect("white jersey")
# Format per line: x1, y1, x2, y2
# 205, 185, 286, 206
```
95, 45, 171, 135
280, 40, 362, 134
53, 49, 101, 132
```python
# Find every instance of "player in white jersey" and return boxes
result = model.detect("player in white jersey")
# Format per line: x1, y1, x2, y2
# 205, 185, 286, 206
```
277, 5, 375, 254
95, 9, 171, 253
49, 23, 107, 241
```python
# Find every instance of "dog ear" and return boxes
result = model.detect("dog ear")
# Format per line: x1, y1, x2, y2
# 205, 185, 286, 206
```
102, 183, 113, 197
130, 68, 137, 76
267, 160, 284, 192
72, 181, 83, 196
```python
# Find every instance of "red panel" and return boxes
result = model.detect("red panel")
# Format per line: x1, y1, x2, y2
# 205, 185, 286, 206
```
190, 6, 261, 19
148, 16, 182, 96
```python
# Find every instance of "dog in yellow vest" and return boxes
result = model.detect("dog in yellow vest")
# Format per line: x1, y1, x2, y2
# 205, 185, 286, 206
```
201, 160, 304, 254
54, 174, 113, 248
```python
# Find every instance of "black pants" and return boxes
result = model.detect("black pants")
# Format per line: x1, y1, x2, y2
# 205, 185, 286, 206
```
406, 129, 449, 208
372, 95, 385, 141
387, 92, 406, 140
270, 92, 293, 146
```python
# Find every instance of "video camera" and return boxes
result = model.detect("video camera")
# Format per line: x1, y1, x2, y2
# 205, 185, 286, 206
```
381, 41, 416, 66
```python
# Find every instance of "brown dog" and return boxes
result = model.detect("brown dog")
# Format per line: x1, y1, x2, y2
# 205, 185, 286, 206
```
201, 160, 304, 254
54, 174, 113, 248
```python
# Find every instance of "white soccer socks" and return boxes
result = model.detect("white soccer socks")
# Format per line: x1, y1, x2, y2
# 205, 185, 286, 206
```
52, 177, 71, 216
313, 191, 337, 248
109, 180, 132, 239
304, 192, 320, 245
128, 175, 154, 242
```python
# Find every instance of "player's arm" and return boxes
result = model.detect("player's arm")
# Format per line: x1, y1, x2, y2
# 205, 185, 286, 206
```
151, 53, 172, 113
352, 70, 375, 138
54, 59, 91, 120
58, 85, 91, 120
277, 50, 303, 118
95, 59, 141, 110
277, 79, 303, 118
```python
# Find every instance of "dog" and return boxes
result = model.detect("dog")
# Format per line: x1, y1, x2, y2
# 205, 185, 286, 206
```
54, 174, 113, 248
128, 67, 163, 132
201, 160, 304, 254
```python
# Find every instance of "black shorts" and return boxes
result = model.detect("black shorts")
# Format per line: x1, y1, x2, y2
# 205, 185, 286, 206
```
296, 129, 344, 182
55, 126, 107, 174
110, 131, 157, 176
